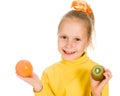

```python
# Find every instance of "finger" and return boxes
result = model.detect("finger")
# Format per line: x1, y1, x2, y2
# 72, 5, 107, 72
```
97, 71, 112, 89
104, 70, 112, 81
103, 70, 112, 80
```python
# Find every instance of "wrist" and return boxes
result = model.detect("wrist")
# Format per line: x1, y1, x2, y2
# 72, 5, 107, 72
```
91, 92, 101, 96
33, 85, 43, 92
33, 82, 43, 92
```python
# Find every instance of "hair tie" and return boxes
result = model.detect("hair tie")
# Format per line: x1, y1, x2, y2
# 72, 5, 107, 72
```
71, 0, 91, 15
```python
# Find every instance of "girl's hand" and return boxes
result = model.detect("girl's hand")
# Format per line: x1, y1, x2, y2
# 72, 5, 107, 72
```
17, 72, 43, 92
90, 68, 112, 96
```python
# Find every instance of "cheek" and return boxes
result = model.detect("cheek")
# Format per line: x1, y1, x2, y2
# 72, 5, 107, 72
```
58, 40, 65, 53
58, 39, 65, 47
58, 40, 63, 49
81, 43, 88, 50
76, 42, 88, 50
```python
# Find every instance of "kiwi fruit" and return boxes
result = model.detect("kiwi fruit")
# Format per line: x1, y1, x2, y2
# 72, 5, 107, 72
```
91, 65, 105, 81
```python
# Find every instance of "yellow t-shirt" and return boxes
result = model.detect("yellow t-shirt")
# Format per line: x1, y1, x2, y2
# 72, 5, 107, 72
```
34, 53, 109, 96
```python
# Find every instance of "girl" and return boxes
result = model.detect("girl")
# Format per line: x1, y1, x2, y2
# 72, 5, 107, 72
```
17, 0, 112, 96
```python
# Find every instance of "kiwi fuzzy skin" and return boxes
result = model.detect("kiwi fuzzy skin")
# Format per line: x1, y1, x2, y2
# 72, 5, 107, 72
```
91, 65, 105, 81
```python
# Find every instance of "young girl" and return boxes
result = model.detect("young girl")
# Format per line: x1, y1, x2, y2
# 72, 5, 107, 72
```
17, 0, 112, 96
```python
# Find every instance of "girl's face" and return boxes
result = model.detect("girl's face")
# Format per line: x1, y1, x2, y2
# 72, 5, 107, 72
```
58, 19, 89, 60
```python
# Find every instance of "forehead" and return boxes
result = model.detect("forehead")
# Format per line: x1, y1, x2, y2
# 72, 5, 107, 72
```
59, 19, 88, 37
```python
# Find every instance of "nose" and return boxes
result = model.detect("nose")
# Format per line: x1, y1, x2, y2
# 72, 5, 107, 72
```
66, 40, 73, 48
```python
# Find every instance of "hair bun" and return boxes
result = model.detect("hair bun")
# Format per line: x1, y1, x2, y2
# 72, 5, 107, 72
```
71, 0, 91, 15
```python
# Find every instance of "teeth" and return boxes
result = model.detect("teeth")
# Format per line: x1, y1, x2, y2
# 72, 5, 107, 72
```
63, 50, 75, 54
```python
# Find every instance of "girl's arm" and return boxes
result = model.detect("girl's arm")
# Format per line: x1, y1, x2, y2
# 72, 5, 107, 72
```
90, 68, 112, 96
17, 72, 43, 92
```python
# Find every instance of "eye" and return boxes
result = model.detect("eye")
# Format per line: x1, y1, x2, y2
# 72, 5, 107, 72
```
75, 38, 81, 41
60, 36, 67, 39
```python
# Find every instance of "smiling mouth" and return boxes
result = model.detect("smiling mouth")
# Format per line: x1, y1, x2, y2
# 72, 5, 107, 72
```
63, 49, 76, 55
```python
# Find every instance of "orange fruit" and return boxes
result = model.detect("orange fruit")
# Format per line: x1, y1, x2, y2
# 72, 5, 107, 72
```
15, 59, 33, 77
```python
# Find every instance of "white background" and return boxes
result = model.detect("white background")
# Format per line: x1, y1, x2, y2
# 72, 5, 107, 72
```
0, 0, 119, 96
